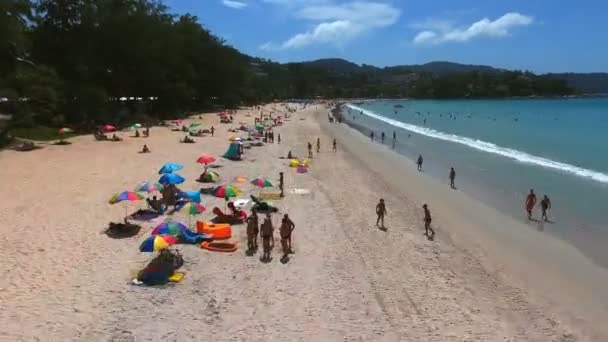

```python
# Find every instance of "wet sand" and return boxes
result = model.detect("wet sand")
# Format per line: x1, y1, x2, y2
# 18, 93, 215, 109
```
0, 103, 606, 341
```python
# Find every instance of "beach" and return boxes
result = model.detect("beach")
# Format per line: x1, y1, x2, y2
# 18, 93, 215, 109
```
1, 103, 607, 341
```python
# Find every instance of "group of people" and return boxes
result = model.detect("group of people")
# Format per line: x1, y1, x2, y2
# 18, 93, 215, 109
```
264, 130, 277, 143
525, 189, 552, 222
307, 137, 337, 158
376, 199, 435, 240
246, 210, 295, 261
370, 130, 398, 149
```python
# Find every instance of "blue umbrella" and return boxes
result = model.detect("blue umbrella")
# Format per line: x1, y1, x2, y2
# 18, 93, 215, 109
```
178, 190, 202, 203
159, 173, 185, 185
158, 163, 184, 174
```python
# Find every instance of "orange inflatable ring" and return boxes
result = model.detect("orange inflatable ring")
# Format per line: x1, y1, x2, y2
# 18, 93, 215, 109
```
201, 241, 238, 253
196, 221, 232, 239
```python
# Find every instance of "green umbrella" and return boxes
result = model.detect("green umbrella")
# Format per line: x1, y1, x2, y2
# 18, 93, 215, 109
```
189, 122, 201, 128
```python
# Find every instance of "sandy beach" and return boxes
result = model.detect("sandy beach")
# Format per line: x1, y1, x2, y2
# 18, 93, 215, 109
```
1, 103, 608, 341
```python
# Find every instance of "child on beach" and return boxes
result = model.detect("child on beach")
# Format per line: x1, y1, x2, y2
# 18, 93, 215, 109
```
423, 204, 434, 240
376, 199, 387, 228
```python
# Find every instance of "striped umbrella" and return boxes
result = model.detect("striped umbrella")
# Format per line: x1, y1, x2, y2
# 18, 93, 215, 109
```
214, 185, 241, 198
109, 191, 146, 204
251, 176, 273, 188
196, 155, 216, 165
151, 221, 189, 236
135, 182, 164, 193
139, 235, 177, 252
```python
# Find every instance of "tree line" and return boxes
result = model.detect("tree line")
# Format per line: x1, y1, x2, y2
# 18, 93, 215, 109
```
0, 0, 574, 142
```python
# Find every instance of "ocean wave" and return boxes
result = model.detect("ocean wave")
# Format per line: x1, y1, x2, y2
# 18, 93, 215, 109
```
346, 104, 608, 184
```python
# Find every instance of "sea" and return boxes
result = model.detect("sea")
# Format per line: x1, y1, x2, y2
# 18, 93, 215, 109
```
341, 98, 608, 267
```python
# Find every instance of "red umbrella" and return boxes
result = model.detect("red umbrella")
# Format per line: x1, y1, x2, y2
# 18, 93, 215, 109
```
196, 155, 216, 165
103, 125, 116, 132
58, 127, 74, 135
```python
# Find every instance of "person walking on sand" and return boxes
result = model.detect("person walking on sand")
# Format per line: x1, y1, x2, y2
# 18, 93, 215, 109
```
370, 131, 375, 141
423, 204, 435, 240
246, 210, 259, 252
540, 195, 552, 222
260, 213, 274, 261
381, 132, 385, 144
280, 214, 295, 257
417, 155, 423, 171
376, 199, 387, 228
210, 126, 214, 137
316, 137, 320, 153
449, 167, 456, 189
525, 189, 537, 220
308, 142, 313, 158
332, 138, 337, 152
278, 133, 281, 144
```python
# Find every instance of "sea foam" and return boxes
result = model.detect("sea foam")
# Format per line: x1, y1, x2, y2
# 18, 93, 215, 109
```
346, 104, 608, 184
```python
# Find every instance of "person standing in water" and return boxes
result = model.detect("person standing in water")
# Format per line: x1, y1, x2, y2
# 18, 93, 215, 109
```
449, 167, 456, 189
423, 204, 434, 240
392, 131, 396, 149
417, 155, 423, 171
370, 131, 374, 141
540, 195, 552, 222
376, 199, 387, 229
525, 189, 537, 220
381, 132, 385, 144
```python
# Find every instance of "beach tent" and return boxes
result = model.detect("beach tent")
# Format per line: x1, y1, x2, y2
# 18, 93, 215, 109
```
223, 143, 242, 160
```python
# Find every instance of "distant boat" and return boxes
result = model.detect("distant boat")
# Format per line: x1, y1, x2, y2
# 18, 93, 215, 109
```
394, 104, 404, 108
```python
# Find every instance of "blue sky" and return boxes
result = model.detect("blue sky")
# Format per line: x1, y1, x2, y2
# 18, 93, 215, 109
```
165, 0, 608, 73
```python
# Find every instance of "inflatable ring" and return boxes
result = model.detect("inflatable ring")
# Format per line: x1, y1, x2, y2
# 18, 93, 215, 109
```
201, 241, 238, 253
196, 222, 232, 239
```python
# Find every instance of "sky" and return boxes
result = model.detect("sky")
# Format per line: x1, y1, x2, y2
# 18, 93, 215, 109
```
165, 0, 608, 73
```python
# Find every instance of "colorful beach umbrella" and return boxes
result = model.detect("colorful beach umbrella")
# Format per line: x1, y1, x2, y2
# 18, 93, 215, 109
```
200, 171, 219, 183
102, 125, 116, 132
109, 191, 146, 204
181, 202, 206, 215
189, 122, 201, 127
252, 176, 273, 188
158, 162, 184, 174
196, 155, 216, 165
131, 123, 142, 130
135, 181, 164, 193
151, 221, 189, 236
214, 185, 241, 198
139, 235, 177, 252
159, 173, 185, 185
58, 127, 74, 135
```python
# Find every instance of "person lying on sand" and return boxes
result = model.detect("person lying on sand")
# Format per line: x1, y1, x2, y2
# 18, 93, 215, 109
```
181, 135, 195, 143
423, 204, 435, 240
141, 144, 150, 153
280, 214, 295, 257
260, 213, 274, 261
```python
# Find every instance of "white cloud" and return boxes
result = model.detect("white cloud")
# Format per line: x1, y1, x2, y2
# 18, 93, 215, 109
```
260, 1, 401, 50
412, 12, 533, 45
222, 0, 247, 9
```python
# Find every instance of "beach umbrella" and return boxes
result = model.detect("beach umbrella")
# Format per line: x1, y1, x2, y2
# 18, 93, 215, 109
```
158, 162, 184, 174
151, 221, 189, 236
159, 173, 185, 185
139, 235, 177, 252
181, 202, 206, 215
234, 176, 248, 184
229, 136, 243, 142
179, 190, 202, 203
214, 185, 241, 198
109, 191, 146, 204
189, 122, 201, 128
58, 127, 74, 135
251, 176, 273, 188
135, 181, 164, 193
131, 123, 142, 130
200, 171, 219, 183
196, 155, 216, 165
102, 125, 116, 132
255, 124, 264, 131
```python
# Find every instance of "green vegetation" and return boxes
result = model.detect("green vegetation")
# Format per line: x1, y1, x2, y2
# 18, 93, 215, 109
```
9, 126, 76, 141
0, 0, 575, 136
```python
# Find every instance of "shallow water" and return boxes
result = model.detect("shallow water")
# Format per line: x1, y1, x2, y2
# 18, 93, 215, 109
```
342, 98, 608, 267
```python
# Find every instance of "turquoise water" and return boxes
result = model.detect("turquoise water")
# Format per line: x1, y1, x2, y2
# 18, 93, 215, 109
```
342, 98, 608, 266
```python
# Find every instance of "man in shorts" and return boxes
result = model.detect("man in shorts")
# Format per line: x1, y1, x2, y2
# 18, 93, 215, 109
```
260, 213, 274, 261
540, 195, 552, 222
376, 199, 387, 229
423, 204, 434, 240
280, 214, 295, 258
525, 189, 537, 220
246, 210, 259, 252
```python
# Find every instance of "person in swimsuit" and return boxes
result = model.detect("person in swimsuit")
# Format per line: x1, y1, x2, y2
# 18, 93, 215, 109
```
316, 137, 320, 153
246, 210, 259, 252
417, 155, 423, 171
280, 214, 295, 258
525, 189, 537, 220
449, 167, 456, 189
260, 213, 274, 261
332, 138, 337, 152
307, 142, 313, 158
540, 195, 551, 222
370, 131, 374, 141
376, 199, 387, 228
423, 204, 434, 240
381, 132, 385, 144
141, 144, 150, 153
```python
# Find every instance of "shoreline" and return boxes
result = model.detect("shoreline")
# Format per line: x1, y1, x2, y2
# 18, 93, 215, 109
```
322, 105, 608, 340
1, 103, 607, 340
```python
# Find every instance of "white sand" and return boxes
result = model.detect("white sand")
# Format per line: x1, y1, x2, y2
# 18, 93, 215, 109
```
1, 104, 607, 341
